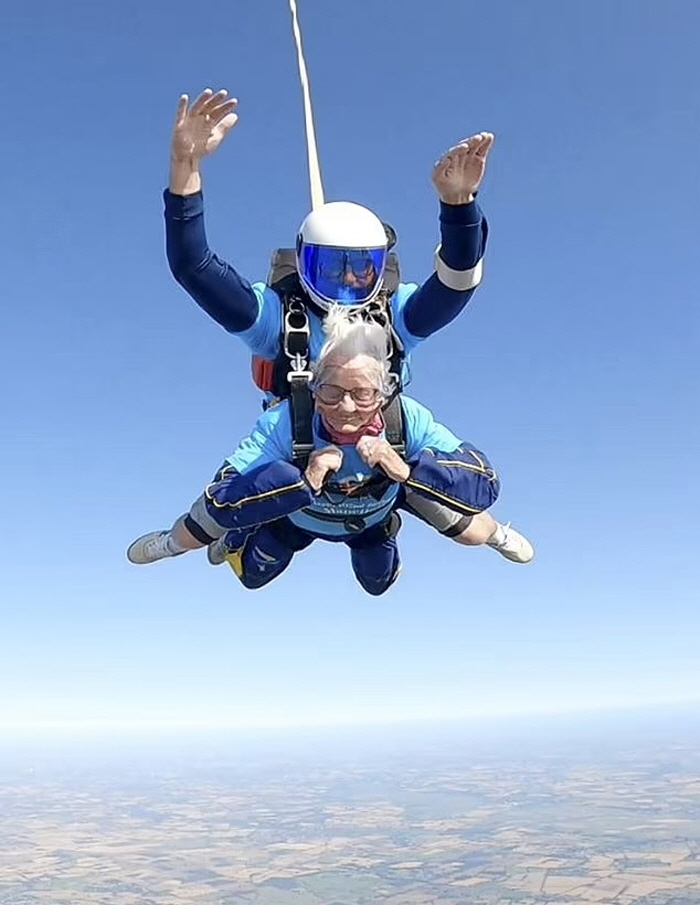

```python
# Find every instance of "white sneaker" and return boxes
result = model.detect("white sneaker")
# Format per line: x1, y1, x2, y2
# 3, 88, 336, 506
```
207, 536, 229, 566
487, 523, 535, 564
127, 531, 177, 565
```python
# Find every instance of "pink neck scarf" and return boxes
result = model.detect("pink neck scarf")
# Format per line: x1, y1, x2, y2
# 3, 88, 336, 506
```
323, 413, 384, 446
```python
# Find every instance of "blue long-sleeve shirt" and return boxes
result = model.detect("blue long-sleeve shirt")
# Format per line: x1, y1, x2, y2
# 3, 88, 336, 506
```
164, 191, 488, 357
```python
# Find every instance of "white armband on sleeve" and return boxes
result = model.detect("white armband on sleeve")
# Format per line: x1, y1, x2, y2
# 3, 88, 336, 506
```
434, 246, 483, 291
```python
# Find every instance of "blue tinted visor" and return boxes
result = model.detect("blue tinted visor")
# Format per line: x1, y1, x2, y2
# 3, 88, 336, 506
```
299, 244, 386, 305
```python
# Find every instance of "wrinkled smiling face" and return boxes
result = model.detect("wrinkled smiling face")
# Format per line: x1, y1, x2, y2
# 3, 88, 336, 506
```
313, 354, 385, 435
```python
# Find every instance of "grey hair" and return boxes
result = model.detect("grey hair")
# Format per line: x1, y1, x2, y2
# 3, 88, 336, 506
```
310, 305, 396, 395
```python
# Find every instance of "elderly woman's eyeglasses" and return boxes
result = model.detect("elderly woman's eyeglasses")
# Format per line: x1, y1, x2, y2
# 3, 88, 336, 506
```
314, 384, 382, 407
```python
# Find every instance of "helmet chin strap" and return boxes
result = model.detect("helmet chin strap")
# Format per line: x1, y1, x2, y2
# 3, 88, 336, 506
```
288, 0, 325, 211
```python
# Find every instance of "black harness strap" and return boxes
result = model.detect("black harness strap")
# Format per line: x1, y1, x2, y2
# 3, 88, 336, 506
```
361, 293, 404, 391
290, 374, 314, 468
381, 393, 406, 459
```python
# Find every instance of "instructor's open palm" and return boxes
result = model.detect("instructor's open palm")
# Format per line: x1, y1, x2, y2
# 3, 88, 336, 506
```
432, 132, 495, 204
171, 88, 239, 163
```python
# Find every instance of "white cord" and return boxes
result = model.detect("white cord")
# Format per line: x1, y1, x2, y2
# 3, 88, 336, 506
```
288, 0, 326, 210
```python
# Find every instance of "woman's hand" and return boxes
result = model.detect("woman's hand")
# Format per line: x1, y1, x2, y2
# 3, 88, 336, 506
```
304, 446, 343, 492
356, 437, 410, 483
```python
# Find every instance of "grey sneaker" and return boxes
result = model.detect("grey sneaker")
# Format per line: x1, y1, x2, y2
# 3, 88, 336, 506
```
127, 531, 176, 565
207, 536, 229, 566
487, 523, 535, 564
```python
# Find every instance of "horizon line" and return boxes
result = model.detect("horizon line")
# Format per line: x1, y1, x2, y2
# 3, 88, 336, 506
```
0, 696, 697, 733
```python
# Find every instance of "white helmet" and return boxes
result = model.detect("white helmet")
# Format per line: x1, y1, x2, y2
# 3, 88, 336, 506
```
296, 201, 388, 310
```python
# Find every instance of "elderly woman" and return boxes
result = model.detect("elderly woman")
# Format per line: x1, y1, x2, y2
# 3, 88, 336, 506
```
127, 309, 533, 595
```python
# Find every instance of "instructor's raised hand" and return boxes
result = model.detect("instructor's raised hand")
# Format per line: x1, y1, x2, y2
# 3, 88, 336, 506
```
169, 88, 239, 195
432, 132, 495, 205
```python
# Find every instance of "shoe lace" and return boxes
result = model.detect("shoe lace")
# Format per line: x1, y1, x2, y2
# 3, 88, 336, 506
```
500, 522, 524, 552
145, 532, 169, 557
487, 521, 507, 547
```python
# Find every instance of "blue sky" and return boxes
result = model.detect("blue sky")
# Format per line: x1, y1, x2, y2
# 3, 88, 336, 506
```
1, 0, 698, 730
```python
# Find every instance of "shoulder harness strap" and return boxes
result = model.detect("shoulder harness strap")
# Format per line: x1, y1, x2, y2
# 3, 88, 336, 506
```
361, 291, 404, 393
381, 393, 406, 459
267, 272, 315, 468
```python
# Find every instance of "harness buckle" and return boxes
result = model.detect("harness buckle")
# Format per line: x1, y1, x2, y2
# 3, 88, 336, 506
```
292, 441, 315, 463
343, 516, 366, 533
284, 304, 310, 358
287, 354, 313, 382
